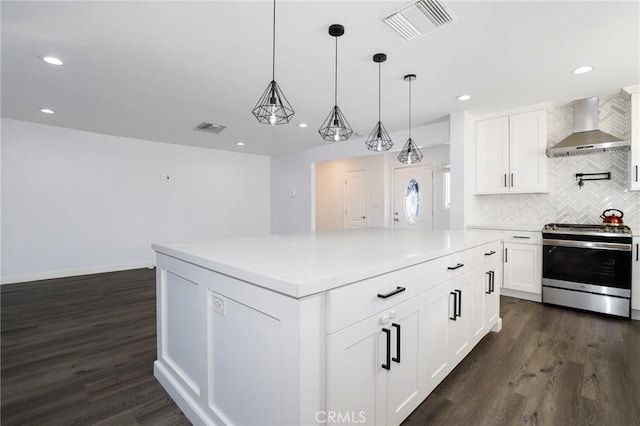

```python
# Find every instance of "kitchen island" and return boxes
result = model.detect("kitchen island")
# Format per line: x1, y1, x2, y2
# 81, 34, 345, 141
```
152, 228, 503, 426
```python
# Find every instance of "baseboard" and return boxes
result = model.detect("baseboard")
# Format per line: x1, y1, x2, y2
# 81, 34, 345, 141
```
154, 361, 221, 426
632, 309, 640, 321
491, 317, 503, 332
1, 262, 155, 285
500, 288, 542, 302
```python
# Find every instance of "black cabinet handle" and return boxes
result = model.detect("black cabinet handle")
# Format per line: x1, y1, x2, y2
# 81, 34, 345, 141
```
484, 250, 496, 256
511, 173, 514, 187
513, 236, 530, 239
377, 286, 406, 299
504, 174, 507, 188
485, 272, 492, 294
449, 292, 457, 321
392, 323, 401, 364
636, 243, 638, 262
381, 328, 391, 370
455, 289, 462, 317
636, 165, 638, 182
490, 271, 495, 293
505, 248, 508, 263
447, 263, 464, 270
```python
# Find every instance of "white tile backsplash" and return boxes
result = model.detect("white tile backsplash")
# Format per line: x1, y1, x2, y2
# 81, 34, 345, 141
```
474, 96, 640, 232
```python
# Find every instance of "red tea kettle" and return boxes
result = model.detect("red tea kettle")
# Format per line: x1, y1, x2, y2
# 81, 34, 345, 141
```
600, 209, 624, 225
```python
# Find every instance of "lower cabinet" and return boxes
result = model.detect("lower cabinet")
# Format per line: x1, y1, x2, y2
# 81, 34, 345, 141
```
447, 273, 472, 366
423, 272, 472, 391
633, 237, 640, 312
327, 240, 503, 426
327, 293, 426, 426
484, 259, 501, 327
503, 242, 541, 294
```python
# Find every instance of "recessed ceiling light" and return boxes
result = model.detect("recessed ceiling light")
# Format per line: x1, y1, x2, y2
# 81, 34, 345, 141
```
298, 123, 308, 128
41, 56, 64, 66
355, 132, 364, 137
571, 66, 592, 75
40, 108, 55, 114
456, 94, 471, 101
237, 142, 245, 146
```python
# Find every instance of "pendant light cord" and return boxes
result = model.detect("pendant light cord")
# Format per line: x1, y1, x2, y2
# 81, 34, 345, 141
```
334, 36, 338, 106
271, 0, 276, 81
408, 78, 412, 139
378, 62, 381, 122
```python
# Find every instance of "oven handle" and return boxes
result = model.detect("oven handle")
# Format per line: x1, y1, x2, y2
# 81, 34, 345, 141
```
543, 239, 632, 252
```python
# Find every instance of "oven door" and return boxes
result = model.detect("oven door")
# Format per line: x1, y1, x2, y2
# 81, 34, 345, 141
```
542, 237, 632, 294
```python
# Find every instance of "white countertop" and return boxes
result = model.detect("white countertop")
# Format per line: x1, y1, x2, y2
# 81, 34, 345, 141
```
467, 223, 543, 232
153, 228, 502, 298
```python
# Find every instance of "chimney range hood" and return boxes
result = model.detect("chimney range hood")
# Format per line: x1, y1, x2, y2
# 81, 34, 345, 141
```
546, 97, 628, 157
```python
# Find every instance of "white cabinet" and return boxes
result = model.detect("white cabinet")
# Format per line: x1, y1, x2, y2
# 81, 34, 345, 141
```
470, 256, 501, 344
422, 273, 472, 393
629, 93, 640, 191
155, 234, 504, 426
484, 258, 501, 327
503, 242, 542, 294
423, 281, 451, 392
475, 110, 547, 194
327, 294, 426, 426
633, 237, 640, 311
447, 273, 472, 366
476, 116, 509, 194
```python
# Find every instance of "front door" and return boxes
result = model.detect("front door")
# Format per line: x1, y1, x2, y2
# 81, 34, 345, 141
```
345, 170, 368, 228
393, 166, 433, 230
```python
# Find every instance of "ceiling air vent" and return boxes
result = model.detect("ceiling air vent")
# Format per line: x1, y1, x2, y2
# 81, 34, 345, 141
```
194, 122, 226, 134
383, 0, 457, 41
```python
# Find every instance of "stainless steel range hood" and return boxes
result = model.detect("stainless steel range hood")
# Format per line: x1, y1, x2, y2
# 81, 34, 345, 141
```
546, 97, 628, 157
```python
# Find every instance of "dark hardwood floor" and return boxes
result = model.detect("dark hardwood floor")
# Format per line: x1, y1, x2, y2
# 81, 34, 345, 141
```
403, 297, 640, 426
1, 268, 189, 426
2, 269, 639, 425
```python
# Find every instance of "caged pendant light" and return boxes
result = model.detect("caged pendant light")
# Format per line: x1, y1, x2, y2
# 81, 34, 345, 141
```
398, 74, 423, 164
365, 53, 393, 152
318, 24, 353, 142
252, 0, 294, 125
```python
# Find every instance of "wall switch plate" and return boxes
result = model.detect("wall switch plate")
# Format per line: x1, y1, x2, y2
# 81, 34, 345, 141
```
212, 294, 226, 316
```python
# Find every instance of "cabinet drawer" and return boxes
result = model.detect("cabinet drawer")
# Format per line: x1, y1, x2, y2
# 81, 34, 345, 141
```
327, 264, 426, 334
428, 249, 475, 285
474, 240, 502, 266
327, 250, 473, 334
503, 230, 541, 244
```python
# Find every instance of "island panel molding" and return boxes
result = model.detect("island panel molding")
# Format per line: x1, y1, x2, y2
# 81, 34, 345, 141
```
153, 229, 503, 425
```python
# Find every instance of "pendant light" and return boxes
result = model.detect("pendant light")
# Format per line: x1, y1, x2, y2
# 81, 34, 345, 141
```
319, 24, 353, 142
252, 0, 294, 125
365, 53, 393, 152
398, 74, 423, 164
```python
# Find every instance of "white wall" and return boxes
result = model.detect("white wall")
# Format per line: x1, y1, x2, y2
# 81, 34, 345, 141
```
271, 121, 450, 233
449, 111, 476, 230
1, 119, 270, 283
316, 155, 386, 230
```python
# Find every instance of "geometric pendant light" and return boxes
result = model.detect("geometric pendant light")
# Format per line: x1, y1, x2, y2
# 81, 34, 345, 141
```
397, 74, 423, 164
318, 24, 353, 142
365, 53, 393, 152
252, 0, 295, 125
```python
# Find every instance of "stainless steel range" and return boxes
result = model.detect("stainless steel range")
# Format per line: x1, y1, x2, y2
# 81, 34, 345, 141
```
542, 223, 632, 318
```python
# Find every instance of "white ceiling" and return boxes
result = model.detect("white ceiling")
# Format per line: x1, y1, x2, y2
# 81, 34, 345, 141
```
2, 1, 638, 157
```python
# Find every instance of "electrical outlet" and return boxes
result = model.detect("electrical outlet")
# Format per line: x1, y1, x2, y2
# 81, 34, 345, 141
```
212, 294, 226, 316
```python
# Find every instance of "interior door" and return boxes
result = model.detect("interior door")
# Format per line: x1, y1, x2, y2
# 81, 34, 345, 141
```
345, 170, 368, 229
393, 166, 433, 230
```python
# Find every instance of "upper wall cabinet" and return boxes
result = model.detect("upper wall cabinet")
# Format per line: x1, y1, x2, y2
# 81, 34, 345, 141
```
475, 110, 548, 194
629, 93, 640, 191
